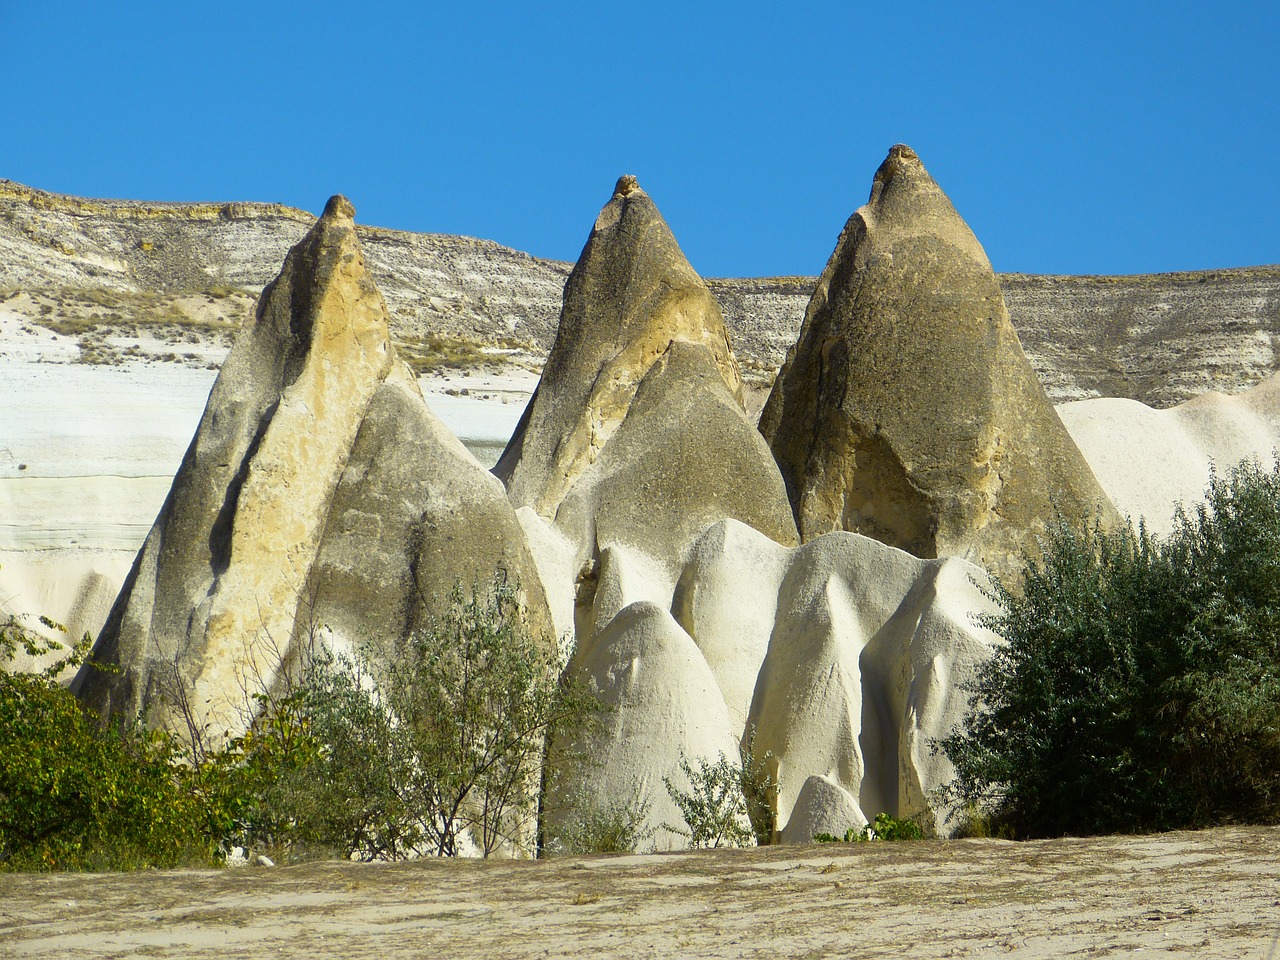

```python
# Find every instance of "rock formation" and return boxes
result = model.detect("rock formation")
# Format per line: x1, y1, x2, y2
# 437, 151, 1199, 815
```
302, 364, 554, 672
779, 774, 867, 843
1058, 370, 1280, 537
496, 175, 745, 517
552, 338, 799, 573
761, 144, 1118, 579
747, 532, 997, 833
547, 519, 999, 843
502, 178, 806, 849
548, 597, 748, 851
73, 196, 550, 743
495, 176, 798, 584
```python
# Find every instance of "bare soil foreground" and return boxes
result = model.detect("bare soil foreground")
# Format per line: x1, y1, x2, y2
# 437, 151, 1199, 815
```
2, 827, 1279, 959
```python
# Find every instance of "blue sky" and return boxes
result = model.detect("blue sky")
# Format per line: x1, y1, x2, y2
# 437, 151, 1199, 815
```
2, 2, 1277, 278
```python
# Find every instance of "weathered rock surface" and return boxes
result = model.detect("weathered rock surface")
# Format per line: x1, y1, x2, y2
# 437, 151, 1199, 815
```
671, 519, 792, 732
0, 179, 568, 359
74, 195, 394, 735
761, 145, 1118, 578
71, 197, 549, 743
1003, 268, 1280, 407
778, 774, 867, 843
302, 365, 553, 669
1059, 370, 1280, 537
736, 525, 997, 836
550, 598, 747, 851
495, 176, 745, 515
552, 338, 798, 575
554, 519, 998, 844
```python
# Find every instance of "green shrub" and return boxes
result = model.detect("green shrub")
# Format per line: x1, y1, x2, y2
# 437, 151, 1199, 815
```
663, 751, 757, 848
814, 812, 925, 843
192, 647, 419, 863
549, 789, 655, 855
200, 577, 599, 861
3, 572, 599, 869
0, 618, 214, 871
939, 459, 1280, 837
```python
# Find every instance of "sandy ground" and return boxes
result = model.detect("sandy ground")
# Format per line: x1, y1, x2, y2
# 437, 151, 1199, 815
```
1, 827, 1278, 959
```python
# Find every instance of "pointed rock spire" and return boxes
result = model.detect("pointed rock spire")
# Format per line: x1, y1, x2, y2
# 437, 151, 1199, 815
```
760, 145, 1118, 578
495, 176, 745, 519
74, 195, 395, 736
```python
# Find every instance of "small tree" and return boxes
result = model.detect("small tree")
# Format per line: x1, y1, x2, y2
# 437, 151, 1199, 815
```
664, 751, 756, 849
201, 576, 598, 861
390, 578, 597, 857
939, 459, 1280, 837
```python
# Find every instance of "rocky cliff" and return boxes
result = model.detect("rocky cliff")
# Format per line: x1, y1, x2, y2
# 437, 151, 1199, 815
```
3, 179, 1278, 405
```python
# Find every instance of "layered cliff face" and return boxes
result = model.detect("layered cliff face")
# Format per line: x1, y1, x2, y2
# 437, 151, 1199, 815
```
1003, 268, 1280, 407
0, 179, 569, 371
3, 178, 1277, 406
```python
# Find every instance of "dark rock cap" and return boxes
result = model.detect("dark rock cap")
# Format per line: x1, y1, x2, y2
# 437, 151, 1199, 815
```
323, 194, 356, 219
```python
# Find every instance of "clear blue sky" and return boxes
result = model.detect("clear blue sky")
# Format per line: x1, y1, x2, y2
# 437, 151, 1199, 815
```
3, 2, 1277, 278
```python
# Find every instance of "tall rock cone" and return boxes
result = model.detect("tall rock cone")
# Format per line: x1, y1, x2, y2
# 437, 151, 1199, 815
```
72, 196, 552, 749
760, 146, 1118, 579
73, 196, 394, 737
494, 175, 746, 519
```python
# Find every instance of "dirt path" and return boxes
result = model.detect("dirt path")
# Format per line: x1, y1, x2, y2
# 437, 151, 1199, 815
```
2, 826, 1279, 958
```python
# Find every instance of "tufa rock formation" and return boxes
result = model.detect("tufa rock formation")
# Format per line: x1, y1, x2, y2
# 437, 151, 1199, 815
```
302, 363, 555, 673
552, 338, 799, 574
73, 196, 550, 742
761, 145, 1118, 578
495, 176, 797, 587
545, 519, 999, 843
495, 175, 747, 519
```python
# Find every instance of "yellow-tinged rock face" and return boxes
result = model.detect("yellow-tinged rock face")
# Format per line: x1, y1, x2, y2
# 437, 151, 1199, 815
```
189, 203, 393, 735
75, 194, 556, 752
495, 178, 744, 521
74, 197, 396, 740
761, 145, 1118, 581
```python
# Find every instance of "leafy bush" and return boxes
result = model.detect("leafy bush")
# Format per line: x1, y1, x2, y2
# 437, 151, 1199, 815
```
814, 812, 925, 844
194, 649, 415, 863
549, 789, 655, 855
2, 573, 598, 869
201, 577, 599, 861
0, 618, 214, 871
939, 459, 1280, 837
739, 729, 780, 845
664, 751, 757, 848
